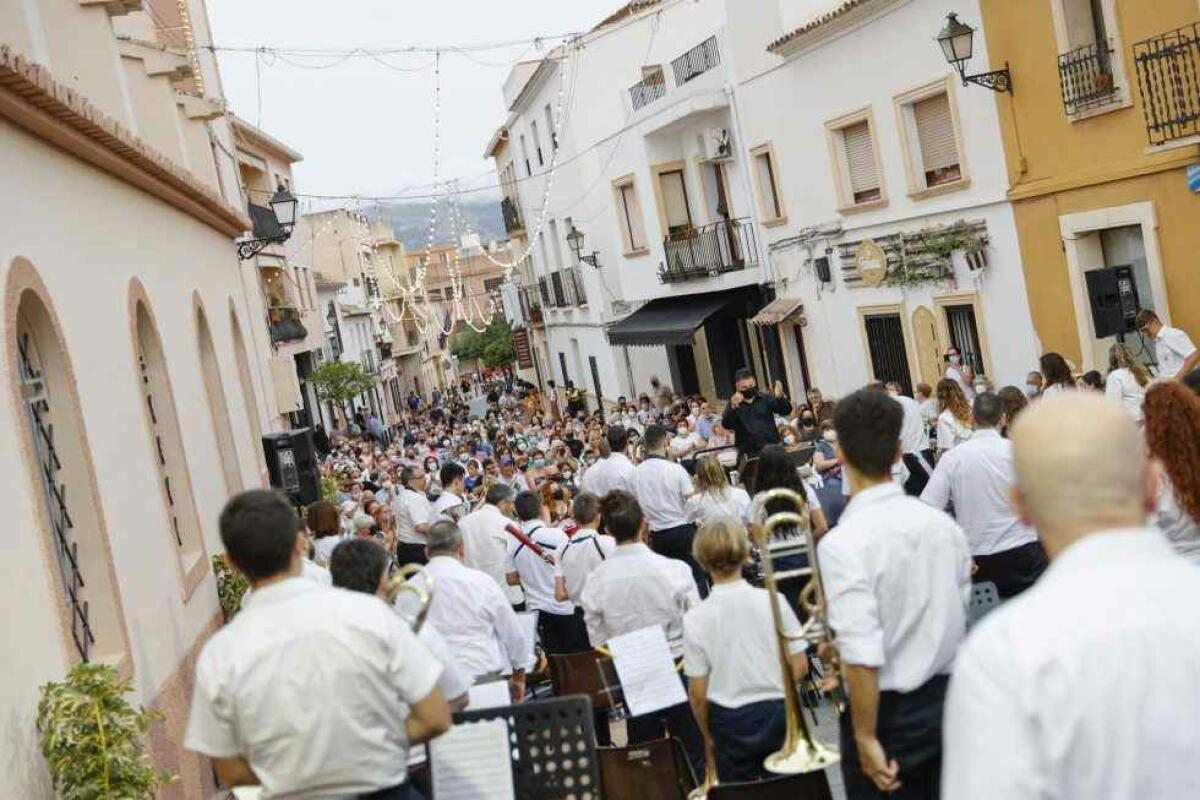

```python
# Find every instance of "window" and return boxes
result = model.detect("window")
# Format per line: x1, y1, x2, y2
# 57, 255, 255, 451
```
860, 309, 913, 395
895, 81, 968, 196
196, 308, 243, 494
613, 175, 648, 254
826, 109, 886, 211
750, 144, 786, 223
519, 134, 531, 176
13, 281, 127, 665
655, 166, 694, 236
134, 300, 207, 597
548, 219, 564, 267
1052, 0, 1126, 116
531, 120, 544, 167
544, 103, 557, 151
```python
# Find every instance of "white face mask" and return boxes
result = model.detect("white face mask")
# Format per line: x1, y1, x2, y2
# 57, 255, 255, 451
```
974, 385, 988, 395
948, 354, 961, 366
1025, 384, 1040, 397
676, 428, 687, 436
823, 431, 838, 443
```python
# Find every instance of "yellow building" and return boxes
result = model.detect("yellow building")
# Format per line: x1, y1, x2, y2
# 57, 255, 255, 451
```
980, 0, 1200, 371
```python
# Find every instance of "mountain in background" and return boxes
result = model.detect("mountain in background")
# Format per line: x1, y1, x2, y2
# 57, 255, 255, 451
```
369, 196, 506, 251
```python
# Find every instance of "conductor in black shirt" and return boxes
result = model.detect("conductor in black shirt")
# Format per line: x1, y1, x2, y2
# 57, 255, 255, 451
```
722, 368, 792, 465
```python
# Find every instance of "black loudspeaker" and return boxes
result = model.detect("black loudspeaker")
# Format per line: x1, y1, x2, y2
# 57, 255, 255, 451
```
813, 256, 832, 283
1085, 265, 1140, 339
262, 428, 320, 505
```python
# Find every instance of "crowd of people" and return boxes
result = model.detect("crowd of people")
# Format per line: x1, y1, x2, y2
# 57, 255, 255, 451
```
186, 321, 1200, 800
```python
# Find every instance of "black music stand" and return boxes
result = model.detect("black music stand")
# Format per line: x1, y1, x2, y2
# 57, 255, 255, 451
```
447, 694, 603, 800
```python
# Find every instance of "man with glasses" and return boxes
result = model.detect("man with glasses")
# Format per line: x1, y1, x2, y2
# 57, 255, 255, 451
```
1135, 309, 1199, 381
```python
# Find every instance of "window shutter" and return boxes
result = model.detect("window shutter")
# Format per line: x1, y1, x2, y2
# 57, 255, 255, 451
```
755, 152, 781, 218
914, 93, 959, 172
842, 122, 879, 195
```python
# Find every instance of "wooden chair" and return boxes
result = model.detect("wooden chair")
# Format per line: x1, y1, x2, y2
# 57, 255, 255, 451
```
599, 737, 697, 800
707, 770, 835, 800
547, 650, 616, 712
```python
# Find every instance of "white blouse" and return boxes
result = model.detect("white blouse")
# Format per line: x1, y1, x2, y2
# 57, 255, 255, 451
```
1105, 368, 1145, 423
936, 409, 973, 452
686, 486, 752, 525
1157, 475, 1200, 564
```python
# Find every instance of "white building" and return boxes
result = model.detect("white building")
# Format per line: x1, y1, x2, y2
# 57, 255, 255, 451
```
0, 0, 287, 795
489, 0, 1041, 404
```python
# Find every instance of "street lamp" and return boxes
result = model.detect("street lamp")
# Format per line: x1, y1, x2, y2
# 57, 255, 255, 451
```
236, 182, 300, 260
566, 224, 601, 268
936, 13, 1012, 93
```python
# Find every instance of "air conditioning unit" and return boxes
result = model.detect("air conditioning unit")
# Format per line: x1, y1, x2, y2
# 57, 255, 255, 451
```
701, 128, 731, 161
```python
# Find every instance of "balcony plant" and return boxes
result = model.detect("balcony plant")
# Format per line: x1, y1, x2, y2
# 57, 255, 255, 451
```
37, 663, 174, 800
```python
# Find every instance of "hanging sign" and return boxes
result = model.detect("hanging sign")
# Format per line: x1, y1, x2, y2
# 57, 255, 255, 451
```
855, 239, 888, 287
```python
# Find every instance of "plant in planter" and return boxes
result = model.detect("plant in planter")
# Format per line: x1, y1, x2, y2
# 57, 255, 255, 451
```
213, 554, 249, 622
37, 663, 174, 800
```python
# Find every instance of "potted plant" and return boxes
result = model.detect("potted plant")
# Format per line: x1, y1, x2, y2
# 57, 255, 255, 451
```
213, 554, 250, 622
37, 663, 174, 799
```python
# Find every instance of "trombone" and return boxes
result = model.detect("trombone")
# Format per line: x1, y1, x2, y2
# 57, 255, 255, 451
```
386, 562, 434, 634
689, 488, 840, 799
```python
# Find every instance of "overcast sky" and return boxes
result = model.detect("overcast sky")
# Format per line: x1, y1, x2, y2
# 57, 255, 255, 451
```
207, 0, 620, 204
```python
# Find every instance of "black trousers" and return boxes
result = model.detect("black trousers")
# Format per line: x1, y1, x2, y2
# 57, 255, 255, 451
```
709, 699, 787, 783
973, 540, 1048, 599
901, 453, 932, 497
395, 542, 428, 567
839, 674, 948, 800
357, 782, 412, 800
626, 672, 706, 780
537, 608, 591, 655
650, 523, 709, 598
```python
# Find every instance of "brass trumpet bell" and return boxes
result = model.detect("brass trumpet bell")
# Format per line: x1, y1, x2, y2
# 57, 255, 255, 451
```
386, 562, 433, 633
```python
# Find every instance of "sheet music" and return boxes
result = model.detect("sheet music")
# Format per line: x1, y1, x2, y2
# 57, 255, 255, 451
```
467, 680, 512, 710
431, 718, 515, 800
517, 611, 539, 661
607, 625, 687, 717
230, 789, 262, 800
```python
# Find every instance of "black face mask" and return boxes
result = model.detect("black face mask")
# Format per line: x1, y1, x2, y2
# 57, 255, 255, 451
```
741, 386, 758, 400
801, 418, 815, 428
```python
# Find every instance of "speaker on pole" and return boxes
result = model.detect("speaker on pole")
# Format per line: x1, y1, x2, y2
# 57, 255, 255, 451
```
262, 428, 321, 505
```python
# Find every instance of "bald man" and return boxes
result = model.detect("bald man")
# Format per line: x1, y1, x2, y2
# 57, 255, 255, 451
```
942, 394, 1200, 800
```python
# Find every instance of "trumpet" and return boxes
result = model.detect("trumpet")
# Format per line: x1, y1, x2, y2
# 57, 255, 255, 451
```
385, 562, 434, 634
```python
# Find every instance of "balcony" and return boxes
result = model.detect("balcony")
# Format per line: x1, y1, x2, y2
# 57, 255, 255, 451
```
360, 350, 378, 375
659, 217, 758, 284
563, 267, 588, 307
268, 306, 308, 344
501, 195, 524, 234
629, 69, 666, 111
671, 36, 720, 86
518, 285, 544, 324
1058, 40, 1120, 116
1134, 22, 1200, 146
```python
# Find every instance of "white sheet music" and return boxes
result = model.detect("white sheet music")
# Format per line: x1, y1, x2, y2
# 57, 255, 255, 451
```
517, 611, 539, 662
467, 680, 512, 710
607, 625, 687, 717
431, 718, 515, 800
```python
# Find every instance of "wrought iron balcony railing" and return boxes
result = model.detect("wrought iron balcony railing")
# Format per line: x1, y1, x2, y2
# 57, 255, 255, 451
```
629, 70, 666, 110
519, 285, 544, 323
1058, 39, 1120, 115
563, 267, 588, 307
268, 306, 308, 344
659, 217, 758, 284
1134, 22, 1200, 146
501, 195, 523, 234
671, 35, 720, 86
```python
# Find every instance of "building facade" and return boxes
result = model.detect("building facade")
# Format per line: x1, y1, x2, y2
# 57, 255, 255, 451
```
979, 0, 1200, 371
0, 0, 285, 795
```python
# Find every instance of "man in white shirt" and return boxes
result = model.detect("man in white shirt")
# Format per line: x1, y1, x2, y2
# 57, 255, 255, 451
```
631, 424, 707, 595
579, 425, 636, 498
407, 521, 532, 700
579, 490, 705, 777
882, 382, 934, 496
942, 393, 1200, 800
185, 490, 450, 797
394, 465, 434, 566
819, 391, 971, 800
921, 392, 1047, 599
506, 491, 589, 654
431, 462, 468, 522
1136, 308, 1199, 380
554, 493, 615, 604
458, 482, 518, 590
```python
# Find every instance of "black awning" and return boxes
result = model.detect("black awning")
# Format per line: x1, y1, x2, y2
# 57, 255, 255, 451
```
606, 291, 737, 347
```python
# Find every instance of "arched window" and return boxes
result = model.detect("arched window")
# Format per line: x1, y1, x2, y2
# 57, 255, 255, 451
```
196, 305, 242, 494
133, 299, 207, 595
13, 282, 127, 664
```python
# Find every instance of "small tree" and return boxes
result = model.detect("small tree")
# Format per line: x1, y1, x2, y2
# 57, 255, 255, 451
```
452, 319, 515, 369
38, 664, 174, 799
310, 359, 376, 427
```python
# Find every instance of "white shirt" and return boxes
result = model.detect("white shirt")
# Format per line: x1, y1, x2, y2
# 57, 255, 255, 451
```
945, 365, 974, 403
311, 534, 345, 566
579, 542, 699, 658
936, 409, 972, 452
818, 483, 971, 692
1157, 475, 1200, 564
458, 503, 513, 589
686, 486, 752, 525
507, 521, 573, 615
942, 529, 1200, 800
397, 488, 434, 545
555, 528, 616, 604
432, 491, 467, 523
408, 555, 532, 678
417, 622, 472, 704
632, 456, 693, 531
683, 580, 804, 708
185, 579, 442, 799
1104, 368, 1145, 423
579, 452, 636, 498
1154, 324, 1197, 378
497, 470, 530, 492
894, 393, 930, 454
920, 429, 1037, 556
918, 397, 938, 427
301, 559, 332, 585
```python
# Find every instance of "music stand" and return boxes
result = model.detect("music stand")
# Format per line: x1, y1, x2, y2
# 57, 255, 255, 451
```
450, 694, 603, 800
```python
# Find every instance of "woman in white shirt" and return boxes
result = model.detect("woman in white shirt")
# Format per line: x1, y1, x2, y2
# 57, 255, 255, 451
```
1039, 351, 1076, 399
308, 500, 347, 566
935, 378, 974, 457
1144, 382, 1200, 563
686, 456, 751, 525
1105, 343, 1150, 423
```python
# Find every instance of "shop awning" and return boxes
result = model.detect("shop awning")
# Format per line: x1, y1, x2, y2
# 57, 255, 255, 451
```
606, 291, 736, 347
749, 296, 804, 326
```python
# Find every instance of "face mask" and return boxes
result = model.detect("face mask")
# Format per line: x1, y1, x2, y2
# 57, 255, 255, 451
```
585, 457, 597, 466
801, 418, 814, 428
676, 427, 687, 436
948, 355, 961, 366
741, 386, 758, 400
974, 385, 988, 395
563, 471, 573, 480
823, 431, 838, 443
1025, 384, 1040, 397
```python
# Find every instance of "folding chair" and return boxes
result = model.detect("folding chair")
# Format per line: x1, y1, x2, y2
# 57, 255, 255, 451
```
707, 770, 834, 800
547, 651, 616, 713
968, 581, 1001, 629
598, 736, 697, 800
